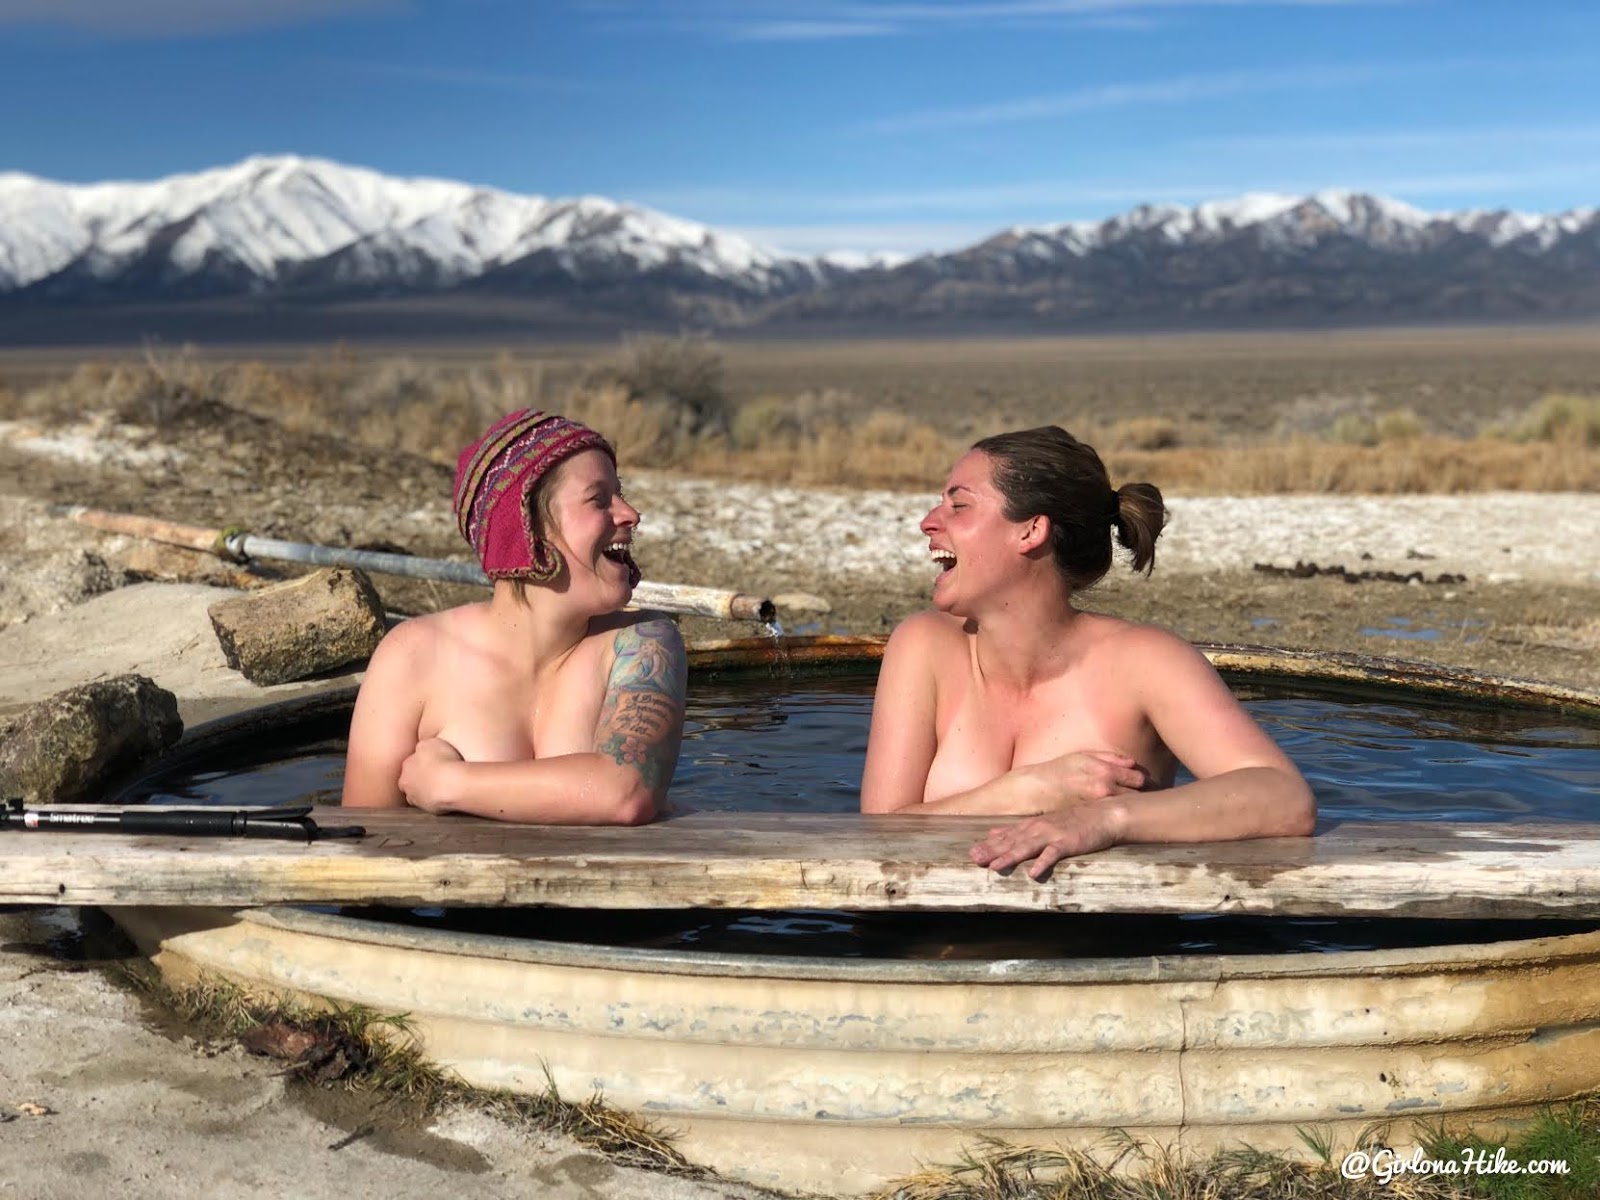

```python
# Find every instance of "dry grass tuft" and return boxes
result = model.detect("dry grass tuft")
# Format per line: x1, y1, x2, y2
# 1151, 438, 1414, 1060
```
870, 1113, 1600, 1200
1506, 393, 1600, 447
584, 333, 733, 436
482, 1067, 702, 1176
1095, 416, 1189, 452
1107, 436, 1599, 495
125, 970, 696, 1174
6, 342, 1597, 494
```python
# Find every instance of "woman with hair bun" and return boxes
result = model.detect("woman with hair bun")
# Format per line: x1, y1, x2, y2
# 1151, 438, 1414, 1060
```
860, 426, 1314, 877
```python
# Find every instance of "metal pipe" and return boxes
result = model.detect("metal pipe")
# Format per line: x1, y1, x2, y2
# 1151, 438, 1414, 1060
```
51, 505, 777, 624
223, 533, 487, 584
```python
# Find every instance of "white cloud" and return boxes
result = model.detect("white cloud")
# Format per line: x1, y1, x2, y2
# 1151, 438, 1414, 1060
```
825, 0, 1403, 17
595, 0, 1412, 41
1193, 125, 1600, 153
0, 0, 399, 37
728, 20, 900, 40
311, 57, 584, 92
859, 60, 1456, 134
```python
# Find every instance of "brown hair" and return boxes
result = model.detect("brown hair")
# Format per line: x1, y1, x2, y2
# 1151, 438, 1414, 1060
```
507, 455, 578, 603
971, 426, 1167, 588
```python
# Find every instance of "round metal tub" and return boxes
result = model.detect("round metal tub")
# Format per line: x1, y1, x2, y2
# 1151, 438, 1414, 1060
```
111, 639, 1600, 1195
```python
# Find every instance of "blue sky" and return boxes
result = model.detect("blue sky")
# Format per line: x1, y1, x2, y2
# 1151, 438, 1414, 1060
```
1, 1, 1596, 255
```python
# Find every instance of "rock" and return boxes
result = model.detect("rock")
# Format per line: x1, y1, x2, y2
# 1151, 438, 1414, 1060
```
0, 674, 182, 803
207, 567, 385, 686
771, 591, 833, 617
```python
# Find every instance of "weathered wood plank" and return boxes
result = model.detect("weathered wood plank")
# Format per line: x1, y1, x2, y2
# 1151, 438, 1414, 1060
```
4, 813, 1600, 918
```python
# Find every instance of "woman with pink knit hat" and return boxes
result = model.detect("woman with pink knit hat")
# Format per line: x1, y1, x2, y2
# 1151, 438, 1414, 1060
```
341, 410, 685, 824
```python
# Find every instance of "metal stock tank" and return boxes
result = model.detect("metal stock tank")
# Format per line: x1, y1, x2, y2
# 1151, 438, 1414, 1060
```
112, 638, 1600, 1196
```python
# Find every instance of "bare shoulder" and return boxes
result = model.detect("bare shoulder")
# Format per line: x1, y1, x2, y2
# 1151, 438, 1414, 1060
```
886, 609, 966, 655
1088, 613, 1212, 673
366, 609, 437, 668
593, 609, 685, 652
599, 611, 687, 687
364, 604, 486, 681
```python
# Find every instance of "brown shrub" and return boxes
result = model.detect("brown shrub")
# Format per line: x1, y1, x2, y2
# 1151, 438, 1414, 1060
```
1509, 393, 1600, 447
9, 345, 1597, 495
591, 334, 732, 436
1100, 416, 1184, 451
1106, 437, 1599, 494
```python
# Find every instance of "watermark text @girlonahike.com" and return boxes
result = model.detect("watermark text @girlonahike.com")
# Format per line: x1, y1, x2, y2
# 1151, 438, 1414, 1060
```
1341, 1145, 1570, 1185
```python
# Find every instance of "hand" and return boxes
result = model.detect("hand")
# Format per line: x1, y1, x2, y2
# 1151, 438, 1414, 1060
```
397, 737, 464, 814
970, 806, 1126, 880
1022, 750, 1147, 806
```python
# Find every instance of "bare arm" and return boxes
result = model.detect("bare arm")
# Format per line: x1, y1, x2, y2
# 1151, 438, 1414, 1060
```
341, 622, 426, 809
399, 617, 686, 825
973, 630, 1315, 876
859, 615, 940, 812
909, 750, 1147, 815
592, 615, 688, 810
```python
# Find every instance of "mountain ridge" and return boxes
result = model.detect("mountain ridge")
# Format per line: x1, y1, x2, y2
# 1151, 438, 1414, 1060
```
2, 156, 1597, 333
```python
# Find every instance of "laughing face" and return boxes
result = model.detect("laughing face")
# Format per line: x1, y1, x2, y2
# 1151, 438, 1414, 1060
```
540, 448, 641, 611
920, 449, 1028, 615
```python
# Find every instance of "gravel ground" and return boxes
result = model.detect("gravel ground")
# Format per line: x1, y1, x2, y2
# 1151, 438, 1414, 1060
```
628, 476, 1600, 587
3, 414, 1598, 690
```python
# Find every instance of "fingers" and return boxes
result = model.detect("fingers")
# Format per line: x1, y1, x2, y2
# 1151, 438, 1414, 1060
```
971, 816, 1053, 871
969, 838, 1004, 866
970, 825, 1027, 868
1026, 841, 1069, 881
974, 839, 1036, 873
415, 736, 462, 761
1114, 764, 1148, 790
973, 810, 1115, 877
1056, 752, 1147, 800
1083, 760, 1147, 797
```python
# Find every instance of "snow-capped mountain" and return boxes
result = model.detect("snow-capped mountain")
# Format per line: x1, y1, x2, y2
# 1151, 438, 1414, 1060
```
967, 189, 1593, 262
0, 155, 823, 306
770, 190, 1600, 327
1, 156, 1596, 331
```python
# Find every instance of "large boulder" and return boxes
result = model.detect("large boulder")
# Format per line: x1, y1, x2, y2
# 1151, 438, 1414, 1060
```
207, 567, 385, 687
0, 674, 182, 804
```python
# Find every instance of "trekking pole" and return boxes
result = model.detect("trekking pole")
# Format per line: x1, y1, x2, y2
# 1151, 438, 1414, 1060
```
0, 799, 365, 843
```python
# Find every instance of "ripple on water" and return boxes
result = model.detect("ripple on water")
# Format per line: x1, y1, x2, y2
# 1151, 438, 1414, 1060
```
121, 672, 1600, 956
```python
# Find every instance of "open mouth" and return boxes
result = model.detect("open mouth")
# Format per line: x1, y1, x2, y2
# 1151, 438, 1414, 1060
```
601, 540, 641, 586
930, 548, 956, 574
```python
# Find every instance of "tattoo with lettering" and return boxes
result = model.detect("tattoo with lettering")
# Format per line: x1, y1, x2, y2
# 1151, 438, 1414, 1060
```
595, 617, 687, 792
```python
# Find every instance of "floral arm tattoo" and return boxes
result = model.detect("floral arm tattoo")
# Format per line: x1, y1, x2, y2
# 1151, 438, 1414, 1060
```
594, 617, 687, 795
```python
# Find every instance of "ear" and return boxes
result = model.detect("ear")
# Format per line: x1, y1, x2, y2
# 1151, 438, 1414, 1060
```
1018, 514, 1051, 554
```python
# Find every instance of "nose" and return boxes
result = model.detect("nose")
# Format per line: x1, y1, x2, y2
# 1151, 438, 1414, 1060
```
615, 496, 640, 529
920, 503, 942, 536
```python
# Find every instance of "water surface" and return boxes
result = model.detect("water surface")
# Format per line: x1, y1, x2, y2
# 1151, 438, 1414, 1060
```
123, 670, 1600, 958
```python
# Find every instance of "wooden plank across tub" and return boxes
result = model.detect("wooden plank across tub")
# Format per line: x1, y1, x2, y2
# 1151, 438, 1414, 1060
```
4, 811, 1600, 919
